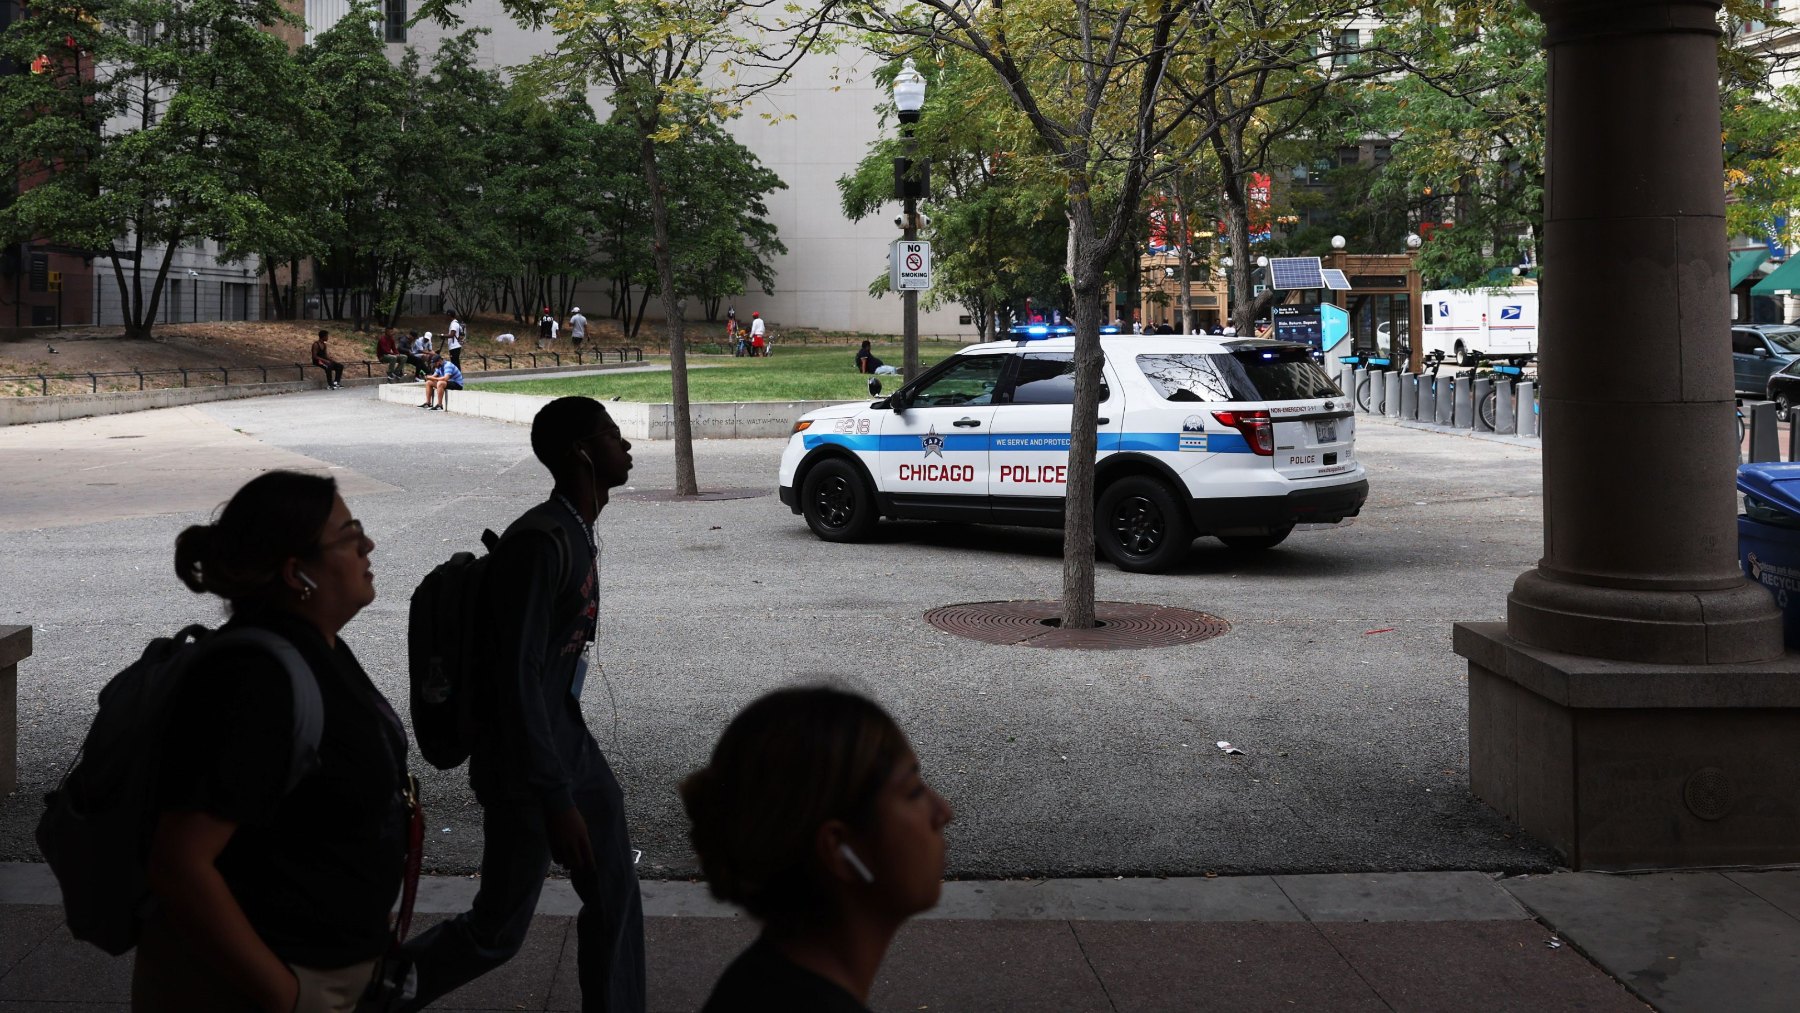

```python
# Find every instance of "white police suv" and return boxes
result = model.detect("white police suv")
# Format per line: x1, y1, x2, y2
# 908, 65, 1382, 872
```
777, 333, 1368, 572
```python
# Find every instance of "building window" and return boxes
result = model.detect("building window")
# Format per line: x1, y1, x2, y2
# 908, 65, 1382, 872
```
1337, 146, 1360, 168
1332, 28, 1359, 67
385, 0, 406, 43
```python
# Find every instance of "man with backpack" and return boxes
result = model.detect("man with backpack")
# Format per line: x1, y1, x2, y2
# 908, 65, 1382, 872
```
400, 396, 644, 1013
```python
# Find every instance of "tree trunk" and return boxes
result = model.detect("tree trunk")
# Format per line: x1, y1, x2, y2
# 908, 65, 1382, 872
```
1060, 199, 1103, 630
1174, 189, 1194, 332
641, 128, 699, 496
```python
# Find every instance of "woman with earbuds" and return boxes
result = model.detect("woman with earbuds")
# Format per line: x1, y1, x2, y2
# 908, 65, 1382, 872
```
680, 687, 954, 1012
136, 470, 410, 1012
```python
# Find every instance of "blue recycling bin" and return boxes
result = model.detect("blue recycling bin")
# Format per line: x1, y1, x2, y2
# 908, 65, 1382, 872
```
1739, 462, 1800, 649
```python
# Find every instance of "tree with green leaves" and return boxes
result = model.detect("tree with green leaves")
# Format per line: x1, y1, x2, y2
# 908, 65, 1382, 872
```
838, 53, 1068, 341
0, 0, 305, 338
421, 0, 820, 496
833, 0, 1388, 627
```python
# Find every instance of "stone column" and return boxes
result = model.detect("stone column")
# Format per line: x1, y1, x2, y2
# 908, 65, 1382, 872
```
0, 625, 32, 796
1508, 0, 1781, 664
1458, 0, 1800, 869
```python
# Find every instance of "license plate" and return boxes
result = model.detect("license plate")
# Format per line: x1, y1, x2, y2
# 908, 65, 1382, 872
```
1315, 420, 1338, 443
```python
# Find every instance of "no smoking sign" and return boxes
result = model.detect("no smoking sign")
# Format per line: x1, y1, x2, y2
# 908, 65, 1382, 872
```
890, 240, 933, 291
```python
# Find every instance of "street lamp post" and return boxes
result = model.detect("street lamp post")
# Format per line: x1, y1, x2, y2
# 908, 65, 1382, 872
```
892, 58, 926, 381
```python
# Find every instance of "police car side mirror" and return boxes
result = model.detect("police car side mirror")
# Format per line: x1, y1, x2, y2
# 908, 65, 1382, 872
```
868, 377, 882, 396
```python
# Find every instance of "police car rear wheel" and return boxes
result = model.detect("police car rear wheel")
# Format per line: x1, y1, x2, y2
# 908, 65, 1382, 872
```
802, 459, 877, 542
1218, 525, 1294, 551
1097, 477, 1193, 573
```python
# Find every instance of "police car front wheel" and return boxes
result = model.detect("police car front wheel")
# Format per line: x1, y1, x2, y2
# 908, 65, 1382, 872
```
801, 458, 878, 542
1096, 476, 1195, 573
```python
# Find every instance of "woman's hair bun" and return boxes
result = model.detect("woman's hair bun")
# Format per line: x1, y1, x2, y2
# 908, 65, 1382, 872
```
172, 523, 214, 594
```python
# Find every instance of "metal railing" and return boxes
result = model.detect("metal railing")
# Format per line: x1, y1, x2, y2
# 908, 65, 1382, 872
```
0, 346, 645, 397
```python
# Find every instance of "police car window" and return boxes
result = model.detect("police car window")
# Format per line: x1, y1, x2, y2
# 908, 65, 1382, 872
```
1228, 348, 1342, 400
1136, 354, 1241, 402
911, 354, 1007, 407
1006, 353, 1109, 405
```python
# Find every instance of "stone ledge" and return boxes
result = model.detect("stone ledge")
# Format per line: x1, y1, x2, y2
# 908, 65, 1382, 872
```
1454, 621, 1800, 708
0, 626, 31, 669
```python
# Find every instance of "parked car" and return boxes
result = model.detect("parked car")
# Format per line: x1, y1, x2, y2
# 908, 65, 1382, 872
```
1733, 324, 1800, 397
777, 333, 1369, 573
1766, 357, 1800, 421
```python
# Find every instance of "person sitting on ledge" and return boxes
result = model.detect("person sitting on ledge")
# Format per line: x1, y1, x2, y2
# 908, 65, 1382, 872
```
421, 353, 463, 412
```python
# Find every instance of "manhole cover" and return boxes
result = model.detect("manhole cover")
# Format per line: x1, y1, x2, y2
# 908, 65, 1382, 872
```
617, 487, 768, 503
924, 600, 1230, 650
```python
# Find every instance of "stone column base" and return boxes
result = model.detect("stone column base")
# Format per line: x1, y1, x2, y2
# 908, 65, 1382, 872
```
1457, 621, 1800, 869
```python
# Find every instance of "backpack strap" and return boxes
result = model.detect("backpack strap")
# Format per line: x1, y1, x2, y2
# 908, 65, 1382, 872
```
205, 628, 324, 793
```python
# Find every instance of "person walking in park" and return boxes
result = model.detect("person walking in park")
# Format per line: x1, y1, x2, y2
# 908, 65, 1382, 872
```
680, 687, 953, 1012
399, 397, 645, 1013
749, 312, 766, 358
569, 306, 588, 352
137, 471, 409, 1012
420, 353, 463, 411
311, 331, 345, 389
538, 308, 558, 349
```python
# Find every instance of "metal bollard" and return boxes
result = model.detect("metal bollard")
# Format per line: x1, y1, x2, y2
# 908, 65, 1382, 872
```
1341, 361, 1357, 398
1790, 413, 1800, 462
1400, 372, 1419, 420
1419, 374, 1437, 422
1353, 368, 1369, 412
1516, 381, 1536, 437
1749, 401, 1781, 462
1384, 371, 1401, 417
1495, 382, 1516, 434
1455, 376, 1475, 428
1472, 378, 1493, 431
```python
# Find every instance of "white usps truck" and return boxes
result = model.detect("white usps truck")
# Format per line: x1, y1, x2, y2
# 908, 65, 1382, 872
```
1420, 286, 1539, 365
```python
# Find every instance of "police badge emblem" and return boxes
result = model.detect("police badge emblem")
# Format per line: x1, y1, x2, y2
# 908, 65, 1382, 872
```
921, 426, 945, 458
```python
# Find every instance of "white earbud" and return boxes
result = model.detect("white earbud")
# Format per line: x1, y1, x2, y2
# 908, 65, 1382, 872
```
296, 572, 318, 590
839, 843, 875, 884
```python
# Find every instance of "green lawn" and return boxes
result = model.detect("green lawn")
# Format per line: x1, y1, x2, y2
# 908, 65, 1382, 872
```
467, 341, 964, 402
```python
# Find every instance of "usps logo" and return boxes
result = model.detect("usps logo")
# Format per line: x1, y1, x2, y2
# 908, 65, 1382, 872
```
921, 426, 945, 458
1500, 305, 1522, 320
1438, 301, 1450, 316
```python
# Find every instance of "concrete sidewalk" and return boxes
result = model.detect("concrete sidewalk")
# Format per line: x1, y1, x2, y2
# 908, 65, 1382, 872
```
6, 863, 1797, 1011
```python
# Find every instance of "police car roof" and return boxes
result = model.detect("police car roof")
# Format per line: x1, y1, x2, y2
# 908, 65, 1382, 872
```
965, 333, 1250, 356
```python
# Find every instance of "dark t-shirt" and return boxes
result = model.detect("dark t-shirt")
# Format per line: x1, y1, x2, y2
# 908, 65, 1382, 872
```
701, 937, 870, 1013
154, 612, 409, 969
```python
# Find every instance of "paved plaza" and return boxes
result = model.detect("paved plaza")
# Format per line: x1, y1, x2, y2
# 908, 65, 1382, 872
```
0, 384, 1554, 878
6, 385, 1800, 1010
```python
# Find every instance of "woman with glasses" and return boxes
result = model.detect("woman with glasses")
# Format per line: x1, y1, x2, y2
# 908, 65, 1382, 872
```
134, 471, 411, 1013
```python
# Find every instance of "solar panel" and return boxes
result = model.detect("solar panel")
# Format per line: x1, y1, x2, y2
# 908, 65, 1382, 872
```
1321, 268, 1352, 291
1268, 256, 1325, 290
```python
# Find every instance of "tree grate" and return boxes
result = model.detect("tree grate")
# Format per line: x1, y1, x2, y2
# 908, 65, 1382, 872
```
923, 600, 1230, 651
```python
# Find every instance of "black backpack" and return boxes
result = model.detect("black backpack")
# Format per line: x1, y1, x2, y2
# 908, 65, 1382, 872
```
409, 515, 568, 770
36, 625, 323, 955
